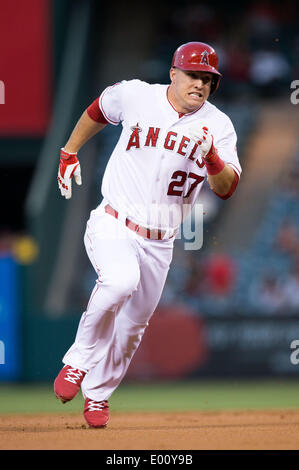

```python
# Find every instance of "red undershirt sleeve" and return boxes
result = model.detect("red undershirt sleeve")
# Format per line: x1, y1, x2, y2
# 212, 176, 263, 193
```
86, 98, 108, 124
213, 170, 239, 200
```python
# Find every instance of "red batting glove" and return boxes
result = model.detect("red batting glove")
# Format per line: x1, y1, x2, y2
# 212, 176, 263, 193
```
188, 125, 225, 175
58, 148, 82, 199
188, 125, 214, 158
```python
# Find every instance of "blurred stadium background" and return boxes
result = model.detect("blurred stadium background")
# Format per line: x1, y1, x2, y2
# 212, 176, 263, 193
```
1, 0, 299, 411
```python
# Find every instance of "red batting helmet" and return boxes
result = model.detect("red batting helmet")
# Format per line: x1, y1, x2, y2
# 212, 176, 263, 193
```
171, 42, 222, 95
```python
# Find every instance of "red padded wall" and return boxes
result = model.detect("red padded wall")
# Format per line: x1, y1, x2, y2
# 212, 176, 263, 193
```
0, 0, 52, 136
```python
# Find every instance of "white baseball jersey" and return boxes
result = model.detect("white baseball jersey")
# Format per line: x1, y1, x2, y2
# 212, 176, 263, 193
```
61, 78, 242, 405
97, 79, 242, 232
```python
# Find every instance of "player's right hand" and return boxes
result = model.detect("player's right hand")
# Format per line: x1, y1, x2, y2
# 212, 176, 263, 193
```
188, 124, 213, 158
58, 148, 82, 199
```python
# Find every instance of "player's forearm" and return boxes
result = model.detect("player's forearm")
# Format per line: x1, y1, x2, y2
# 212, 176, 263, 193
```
207, 164, 235, 196
64, 110, 107, 154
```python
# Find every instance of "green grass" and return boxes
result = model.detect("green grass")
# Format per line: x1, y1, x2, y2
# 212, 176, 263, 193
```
0, 380, 299, 414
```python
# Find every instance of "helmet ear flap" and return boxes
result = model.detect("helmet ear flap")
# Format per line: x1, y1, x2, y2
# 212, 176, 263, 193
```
210, 75, 220, 95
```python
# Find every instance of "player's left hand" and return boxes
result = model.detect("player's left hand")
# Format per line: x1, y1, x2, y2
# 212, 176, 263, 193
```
58, 148, 82, 199
188, 124, 213, 158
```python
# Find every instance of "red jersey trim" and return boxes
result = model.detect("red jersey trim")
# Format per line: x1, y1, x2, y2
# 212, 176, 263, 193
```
226, 162, 241, 177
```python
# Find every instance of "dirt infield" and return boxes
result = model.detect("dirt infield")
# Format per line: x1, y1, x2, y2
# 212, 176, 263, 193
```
1, 410, 299, 450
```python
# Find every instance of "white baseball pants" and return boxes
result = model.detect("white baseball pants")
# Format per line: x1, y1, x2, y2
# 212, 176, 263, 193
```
62, 201, 174, 402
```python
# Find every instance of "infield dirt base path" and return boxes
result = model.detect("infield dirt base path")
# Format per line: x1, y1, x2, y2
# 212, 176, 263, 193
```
1, 410, 299, 450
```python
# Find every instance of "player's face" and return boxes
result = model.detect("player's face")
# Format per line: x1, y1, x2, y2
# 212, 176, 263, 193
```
168, 68, 213, 113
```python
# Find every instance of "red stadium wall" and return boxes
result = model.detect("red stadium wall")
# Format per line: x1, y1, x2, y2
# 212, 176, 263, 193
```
0, 0, 52, 136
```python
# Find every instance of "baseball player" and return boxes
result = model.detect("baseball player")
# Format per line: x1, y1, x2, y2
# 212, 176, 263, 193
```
54, 42, 241, 428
